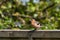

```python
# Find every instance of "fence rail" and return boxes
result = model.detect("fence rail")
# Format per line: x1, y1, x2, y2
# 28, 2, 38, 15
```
0, 30, 60, 40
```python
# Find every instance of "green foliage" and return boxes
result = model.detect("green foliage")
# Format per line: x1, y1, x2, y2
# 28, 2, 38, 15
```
0, 0, 60, 30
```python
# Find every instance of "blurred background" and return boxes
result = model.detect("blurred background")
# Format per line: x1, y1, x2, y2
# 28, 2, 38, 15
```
0, 0, 60, 30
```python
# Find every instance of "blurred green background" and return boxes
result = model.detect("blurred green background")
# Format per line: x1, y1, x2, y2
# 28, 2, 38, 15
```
0, 0, 60, 30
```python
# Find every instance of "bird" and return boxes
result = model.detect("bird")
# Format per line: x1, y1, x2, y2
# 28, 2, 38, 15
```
31, 19, 41, 30
28, 19, 41, 40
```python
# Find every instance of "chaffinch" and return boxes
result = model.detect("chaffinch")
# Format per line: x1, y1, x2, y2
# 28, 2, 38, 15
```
31, 19, 41, 30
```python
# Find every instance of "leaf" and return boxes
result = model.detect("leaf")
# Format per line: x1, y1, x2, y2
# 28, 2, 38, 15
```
55, 0, 60, 3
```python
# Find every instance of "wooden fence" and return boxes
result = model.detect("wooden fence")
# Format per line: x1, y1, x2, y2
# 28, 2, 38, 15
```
0, 30, 60, 40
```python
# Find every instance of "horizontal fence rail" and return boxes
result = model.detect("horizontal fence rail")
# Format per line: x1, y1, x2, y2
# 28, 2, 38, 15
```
0, 30, 60, 40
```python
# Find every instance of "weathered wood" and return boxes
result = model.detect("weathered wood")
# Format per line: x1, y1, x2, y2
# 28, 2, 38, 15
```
0, 29, 60, 40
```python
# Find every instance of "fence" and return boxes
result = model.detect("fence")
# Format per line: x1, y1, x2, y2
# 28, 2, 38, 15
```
0, 30, 60, 40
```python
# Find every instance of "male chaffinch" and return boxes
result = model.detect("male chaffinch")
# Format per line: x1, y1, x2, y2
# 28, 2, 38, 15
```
31, 19, 41, 30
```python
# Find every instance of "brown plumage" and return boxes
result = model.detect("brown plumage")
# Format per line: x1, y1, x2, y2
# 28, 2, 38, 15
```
31, 19, 41, 30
